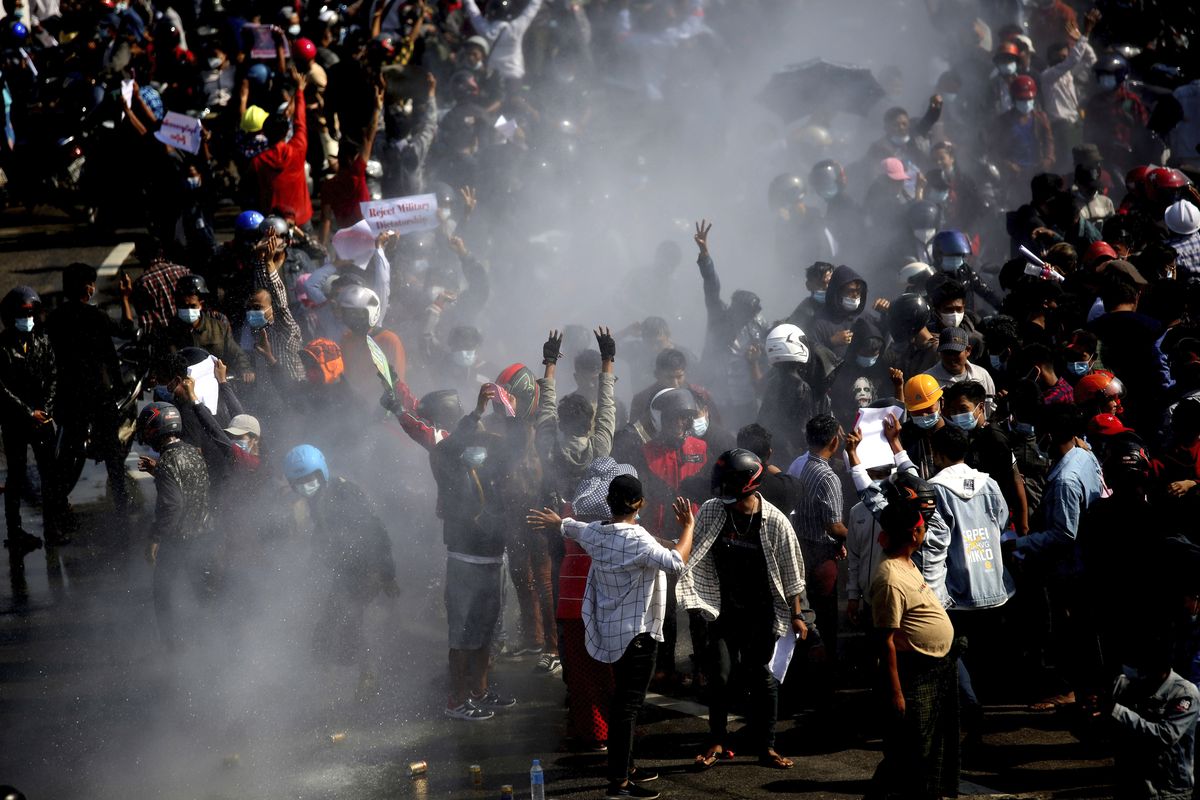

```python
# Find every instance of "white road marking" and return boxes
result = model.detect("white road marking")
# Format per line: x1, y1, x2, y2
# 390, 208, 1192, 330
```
98, 242, 136, 277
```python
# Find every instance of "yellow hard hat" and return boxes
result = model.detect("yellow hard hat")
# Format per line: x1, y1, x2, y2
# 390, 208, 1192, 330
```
904, 374, 943, 412
240, 105, 269, 133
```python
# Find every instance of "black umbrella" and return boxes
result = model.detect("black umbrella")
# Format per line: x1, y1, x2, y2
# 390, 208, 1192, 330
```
760, 58, 886, 121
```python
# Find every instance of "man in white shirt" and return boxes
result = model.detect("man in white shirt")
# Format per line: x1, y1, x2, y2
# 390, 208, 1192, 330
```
922, 326, 996, 417
1038, 8, 1098, 167
462, 0, 544, 84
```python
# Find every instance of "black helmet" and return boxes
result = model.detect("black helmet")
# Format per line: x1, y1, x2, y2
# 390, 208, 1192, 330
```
417, 390, 464, 430
886, 293, 932, 341
487, 0, 522, 21
174, 274, 209, 298
906, 200, 942, 230
809, 159, 846, 199
882, 471, 937, 520
1102, 437, 1151, 483
1093, 53, 1130, 83
136, 402, 183, 445
768, 173, 806, 210
0, 786, 27, 800
369, 32, 397, 61
429, 181, 458, 215
650, 387, 698, 431
711, 448, 764, 501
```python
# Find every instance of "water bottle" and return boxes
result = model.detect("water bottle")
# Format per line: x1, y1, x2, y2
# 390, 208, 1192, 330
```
530, 759, 545, 800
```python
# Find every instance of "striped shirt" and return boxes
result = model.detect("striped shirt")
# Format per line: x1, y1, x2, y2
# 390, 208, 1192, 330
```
792, 454, 844, 545
560, 518, 684, 664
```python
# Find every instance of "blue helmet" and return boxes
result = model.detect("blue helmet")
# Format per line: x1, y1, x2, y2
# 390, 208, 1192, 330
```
284, 444, 328, 483
8, 20, 28, 42
932, 229, 972, 258
235, 210, 265, 233
246, 63, 271, 87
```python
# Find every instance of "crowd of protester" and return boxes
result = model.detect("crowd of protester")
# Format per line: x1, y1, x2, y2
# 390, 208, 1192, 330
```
4, 0, 1200, 797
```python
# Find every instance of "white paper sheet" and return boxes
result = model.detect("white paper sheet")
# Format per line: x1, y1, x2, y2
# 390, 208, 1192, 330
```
770, 632, 799, 683
852, 405, 906, 470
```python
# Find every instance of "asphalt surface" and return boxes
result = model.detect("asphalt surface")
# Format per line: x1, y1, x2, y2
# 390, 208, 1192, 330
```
0, 210, 1119, 799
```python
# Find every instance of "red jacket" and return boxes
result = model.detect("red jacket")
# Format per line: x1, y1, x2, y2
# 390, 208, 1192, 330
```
250, 93, 312, 225
641, 436, 707, 537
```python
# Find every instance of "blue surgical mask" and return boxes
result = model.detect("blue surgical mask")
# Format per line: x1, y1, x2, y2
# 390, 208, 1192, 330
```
812, 290, 826, 304
940, 255, 965, 272
1068, 361, 1090, 377
912, 411, 940, 429
1098, 74, 1118, 91
462, 447, 487, 467
856, 354, 878, 368
889, 133, 910, 147
233, 438, 253, 453
989, 354, 1003, 370
14, 317, 34, 333
295, 478, 321, 497
692, 416, 709, 437
997, 61, 1017, 76
949, 411, 978, 430
178, 308, 201, 325
452, 350, 476, 368
841, 296, 861, 311
246, 309, 269, 329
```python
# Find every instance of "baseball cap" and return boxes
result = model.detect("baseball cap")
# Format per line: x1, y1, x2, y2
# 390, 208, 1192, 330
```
224, 414, 261, 438
1088, 413, 1133, 437
464, 35, 490, 56
607, 474, 645, 515
883, 157, 910, 182
1099, 258, 1147, 286
937, 326, 970, 352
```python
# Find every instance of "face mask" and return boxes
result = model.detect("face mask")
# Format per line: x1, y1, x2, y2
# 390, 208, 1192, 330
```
929, 189, 950, 204
856, 354, 878, 368
14, 317, 34, 333
233, 438, 253, 453
816, 185, 839, 200
1068, 361, 1090, 377
912, 411, 940, 429
692, 416, 709, 438
1015, 98, 1036, 114
841, 296, 861, 311
178, 308, 201, 324
295, 478, 321, 497
1098, 74, 1118, 91
719, 496, 739, 505
940, 255, 965, 272
207, 56, 223, 70
186, 176, 202, 190
941, 92, 957, 104
949, 411, 978, 430
997, 61, 1017, 76
1012, 421, 1035, 436
428, 285, 445, 302
914, 227, 936, 244
939, 311, 964, 328
437, 208, 452, 222
246, 309, 269, 329
812, 290, 826, 303
989, 354, 1003, 370
288, 23, 301, 36
462, 447, 487, 467
452, 350, 475, 368
888, 133, 910, 147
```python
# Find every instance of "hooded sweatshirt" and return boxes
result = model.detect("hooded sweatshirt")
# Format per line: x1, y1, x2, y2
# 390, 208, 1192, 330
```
809, 264, 868, 359
928, 462, 1014, 610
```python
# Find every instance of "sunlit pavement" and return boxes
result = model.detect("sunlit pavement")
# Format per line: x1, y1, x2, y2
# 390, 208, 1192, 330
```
0, 439, 1115, 800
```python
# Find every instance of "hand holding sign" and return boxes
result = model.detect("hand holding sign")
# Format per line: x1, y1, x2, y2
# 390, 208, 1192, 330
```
359, 194, 440, 236
153, 111, 203, 154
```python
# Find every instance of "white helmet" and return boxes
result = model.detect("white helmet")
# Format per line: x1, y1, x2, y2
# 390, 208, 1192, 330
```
1165, 200, 1200, 236
337, 285, 381, 329
899, 261, 934, 287
765, 323, 809, 365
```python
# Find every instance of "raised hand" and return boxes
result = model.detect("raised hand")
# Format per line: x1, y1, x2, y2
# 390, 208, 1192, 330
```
693, 219, 712, 255
594, 326, 616, 362
542, 330, 564, 365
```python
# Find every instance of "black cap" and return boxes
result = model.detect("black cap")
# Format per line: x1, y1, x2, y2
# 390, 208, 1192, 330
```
607, 474, 644, 515
938, 326, 970, 352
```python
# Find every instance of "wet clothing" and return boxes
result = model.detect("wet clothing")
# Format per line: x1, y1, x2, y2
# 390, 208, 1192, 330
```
150, 439, 210, 542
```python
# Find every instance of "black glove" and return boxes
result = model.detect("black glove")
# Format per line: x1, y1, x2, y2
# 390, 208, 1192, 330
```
542, 331, 563, 365
595, 327, 616, 361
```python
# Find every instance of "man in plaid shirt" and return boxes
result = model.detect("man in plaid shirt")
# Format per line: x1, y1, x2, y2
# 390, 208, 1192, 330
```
678, 449, 813, 771
132, 252, 192, 333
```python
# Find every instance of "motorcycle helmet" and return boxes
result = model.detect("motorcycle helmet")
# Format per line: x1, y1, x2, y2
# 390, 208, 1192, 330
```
417, 390, 464, 430
886, 293, 932, 341
768, 173, 806, 210
809, 159, 846, 200
711, 449, 764, 501
235, 210, 265, 235
337, 285, 381, 331
882, 470, 938, 521
1093, 53, 1130, 85
494, 363, 539, 420
764, 323, 809, 365
136, 402, 183, 445
283, 444, 329, 482
174, 274, 210, 298
649, 387, 698, 433
294, 37, 318, 63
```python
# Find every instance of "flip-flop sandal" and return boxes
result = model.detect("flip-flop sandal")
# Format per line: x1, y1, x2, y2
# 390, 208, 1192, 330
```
693, 748, 733, 771
758, 752, 794, 770
1028, 692, 1076, 712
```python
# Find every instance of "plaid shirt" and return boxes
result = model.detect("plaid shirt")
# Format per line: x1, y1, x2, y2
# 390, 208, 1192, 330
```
133, 259, 191, 332
1169, 232, 1200, 282
253, 257, 306, 381
677, 496, 809, 638
1042, 376, 1074, 406
561, 518, 684, 664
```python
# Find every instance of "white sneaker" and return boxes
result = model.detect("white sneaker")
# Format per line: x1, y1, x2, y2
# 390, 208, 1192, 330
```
445, 699, 495, 721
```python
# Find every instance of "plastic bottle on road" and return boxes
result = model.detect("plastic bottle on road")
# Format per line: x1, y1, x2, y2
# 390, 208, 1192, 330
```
530, 758, 544, 800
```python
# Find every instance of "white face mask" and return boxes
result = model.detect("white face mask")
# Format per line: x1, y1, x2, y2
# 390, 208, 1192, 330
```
841, 296, 861, 311
1098, 74, 1118, 90
295, 478, 321, 497
940, 255, 965, 272
14, 317, 34, 332
178, 308, 201, 324
287, 24, 301, 36
692, 415, 709, 438
1015, 98, 1036, 114
452, 350, 476, 367
939, 311, 964, 328
462, 447, 487, 467
914, 227, 936, 244
207, 56, 223, 70
998, 61, 1017, 76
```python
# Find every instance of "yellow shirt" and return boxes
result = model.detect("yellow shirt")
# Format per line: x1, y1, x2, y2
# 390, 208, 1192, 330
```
870, 557, 954, 658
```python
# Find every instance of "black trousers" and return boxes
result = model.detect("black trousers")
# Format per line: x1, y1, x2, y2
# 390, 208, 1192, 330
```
152, 537, 217, 649
705, 610, 779, 753
608, 633, 658, 786
55, 403, 130, 516
3, 421, 62, 538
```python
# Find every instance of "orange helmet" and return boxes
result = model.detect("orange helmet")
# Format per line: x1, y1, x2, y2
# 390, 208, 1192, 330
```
995, 42, 1020, 59
904, 374, 943, 412
1074, 369, 1124, 406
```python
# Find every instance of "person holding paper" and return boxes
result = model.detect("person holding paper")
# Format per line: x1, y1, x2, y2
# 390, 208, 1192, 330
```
677, 449, 811, 771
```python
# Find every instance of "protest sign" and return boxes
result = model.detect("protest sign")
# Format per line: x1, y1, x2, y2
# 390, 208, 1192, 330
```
359, 194, 440, 236
153, 111, 202, 154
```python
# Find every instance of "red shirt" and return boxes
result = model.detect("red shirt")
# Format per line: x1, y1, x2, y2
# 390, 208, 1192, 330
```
642, 436, 708, 536
250, 93, 312, 225
320, 158, 368, 229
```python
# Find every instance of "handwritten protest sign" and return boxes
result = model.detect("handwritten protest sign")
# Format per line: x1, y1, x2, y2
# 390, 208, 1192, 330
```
153, 111, 202, 154
359, 194, 440, 236
245, 23, 290, 59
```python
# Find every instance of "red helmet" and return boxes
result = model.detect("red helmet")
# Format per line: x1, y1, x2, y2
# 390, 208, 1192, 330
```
294, 37, 317, 63
1083, 240, 1118, 267
1075, 370, 1125, 408
1125, 165, 1152, 197
995, 42, 1020, 59
1010, 74, 1037, 100
493, 363, 539, 421
1148, 167, 1191, 205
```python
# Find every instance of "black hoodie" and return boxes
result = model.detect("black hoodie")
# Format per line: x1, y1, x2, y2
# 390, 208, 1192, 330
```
809, 264, 868, 359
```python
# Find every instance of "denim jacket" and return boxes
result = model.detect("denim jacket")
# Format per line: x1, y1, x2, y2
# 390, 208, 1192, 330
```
1013, 445, 1103, 576
928, 463, 1014, 610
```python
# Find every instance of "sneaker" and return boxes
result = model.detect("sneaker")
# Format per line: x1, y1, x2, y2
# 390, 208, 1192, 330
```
534, 654, 562, 675
628, 767, 658, 783
4, 530, 43, 556
509, 644, 543, 657
472, 689, 517, 708
445, 700, 494, 721
605, 782, 660, 799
